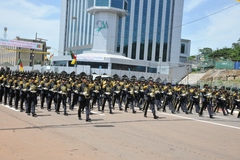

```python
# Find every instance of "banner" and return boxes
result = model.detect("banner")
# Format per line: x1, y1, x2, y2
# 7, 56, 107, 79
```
0, 38, 43, 50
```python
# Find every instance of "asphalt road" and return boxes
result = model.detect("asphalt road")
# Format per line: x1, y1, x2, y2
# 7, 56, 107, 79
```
0, 103, 239, 160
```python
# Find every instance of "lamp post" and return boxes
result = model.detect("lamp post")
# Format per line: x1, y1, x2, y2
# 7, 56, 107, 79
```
31, 49, 34, 71
158, 56, 161, 75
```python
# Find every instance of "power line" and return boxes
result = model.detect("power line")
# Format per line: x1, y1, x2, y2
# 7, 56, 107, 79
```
180, 2, 240, 28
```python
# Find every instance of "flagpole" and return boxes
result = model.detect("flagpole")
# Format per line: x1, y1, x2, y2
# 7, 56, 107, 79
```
75, 63, 77, 75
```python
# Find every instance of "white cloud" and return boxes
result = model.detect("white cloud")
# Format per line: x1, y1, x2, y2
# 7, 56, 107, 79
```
183, 3, 240, 55
0, 0, 60, 54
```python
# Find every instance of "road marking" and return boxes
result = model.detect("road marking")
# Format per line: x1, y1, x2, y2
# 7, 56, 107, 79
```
91, 111, 105, 116
160, 112, 240, 130
3, 105, 18, 112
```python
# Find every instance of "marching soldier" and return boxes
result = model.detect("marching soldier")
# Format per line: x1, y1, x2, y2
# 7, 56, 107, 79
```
188, 86, 200, 114
56, 78, 68, 116
230, 88, 240, 116
154, 82, 161, 111
13, 79, 21, 110
78, 76, 92, 121
29, 78, 38, 117
143, 79, 158, 119
199, 84, 214, 118
3, 76, 10, 105
120, 79, 128, 105
133, 80, 141, 110
125, 81, 136, 113
112, 79, 123, 111
0, 76, 3, 103
176, 85, 189, 114
102, 79, 113, 114
216, 88, 229, 116
19, 79, 26, 112
91, 79, 102, 111
8, 78, 14, 107
139, 81, 146, 110
47, 79, 57, 111
162, 83, 175, 114
70, 79, 79, 110
39, 78, 48, 109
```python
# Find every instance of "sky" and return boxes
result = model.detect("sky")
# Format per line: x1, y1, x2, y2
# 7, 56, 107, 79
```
0, 0, 240, 56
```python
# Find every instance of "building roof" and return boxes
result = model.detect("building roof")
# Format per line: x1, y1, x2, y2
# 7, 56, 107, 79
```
76, 53, 132, 61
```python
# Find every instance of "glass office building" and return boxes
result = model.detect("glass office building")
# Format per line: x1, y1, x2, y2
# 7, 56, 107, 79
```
56, 0, 189, 83
59, 0, 184, 64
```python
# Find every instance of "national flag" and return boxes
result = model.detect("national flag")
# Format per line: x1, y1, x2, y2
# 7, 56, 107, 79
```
70, 50, 76, 65
18, 59, 24, 72
50, 54, 54, 59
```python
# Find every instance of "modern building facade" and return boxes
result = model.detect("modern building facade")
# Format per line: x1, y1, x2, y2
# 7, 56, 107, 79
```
56, 0, 190, 83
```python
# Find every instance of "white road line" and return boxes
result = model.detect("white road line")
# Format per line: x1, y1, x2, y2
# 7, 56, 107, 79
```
2, 105, 19, 112
160, 112, 240, 130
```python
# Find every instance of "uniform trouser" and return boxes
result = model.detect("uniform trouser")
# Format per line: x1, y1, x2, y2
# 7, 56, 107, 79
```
40, 93, 47, 108
8, 91, 14, 106
102, 95, 112, 113
53, 94, 58, 110
163, 98, 175, 113
139, 93, 145, 106
31, 93, 37, 114
125, 97, 135, 112
67, 91, 71, 107
20, 94, 25, 110
14, 94, 20, 109
0, 89, 3, 102
144, 99, 156, 116
188, 99, 200, 113
56, 94, 62, 112
231, 102, 240, 115
112, 94, 122, 109
177, 98, 188, 113
219, 101, 229, 115
199, 101, 213, 117
78, 100, 90, 119
4, 89, 9, 104
47, 96, 53, 110
120, 93, 126, 104
70, 93, 78, 109
92, 94, 101, 110
56, 94, 67, 113
155, 99, 161, 110
26, 96, 32, 114
134, 94, 141, 109
61, 95, 67, 114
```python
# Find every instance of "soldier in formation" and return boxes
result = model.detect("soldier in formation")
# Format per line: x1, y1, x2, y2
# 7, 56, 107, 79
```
0, 69, 240, 120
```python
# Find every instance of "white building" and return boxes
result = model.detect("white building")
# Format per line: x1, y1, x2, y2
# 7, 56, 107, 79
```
54, 0, 190, 83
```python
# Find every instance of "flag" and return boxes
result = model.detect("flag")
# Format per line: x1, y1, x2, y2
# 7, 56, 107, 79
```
50, 54, 54, 59
70, 50, 76, 65
237, 0, 240, 2
18, 59, 24, 72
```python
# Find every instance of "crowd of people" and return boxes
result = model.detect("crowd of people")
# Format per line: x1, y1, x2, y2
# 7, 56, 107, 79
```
0, 69, 240, 122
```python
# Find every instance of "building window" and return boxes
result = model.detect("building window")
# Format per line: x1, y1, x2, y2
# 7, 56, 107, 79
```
124, 0, 128, 10
111, 0, 123, 9
88, 0, 94, 8
112, 63, 146, 72
147, 67, 157, 73
96, 0, 109, 6
181, 43, 185, 54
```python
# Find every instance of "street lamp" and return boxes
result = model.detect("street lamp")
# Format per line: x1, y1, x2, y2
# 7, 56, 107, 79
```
31, 49, 34, 71
158, 56, 161, 74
